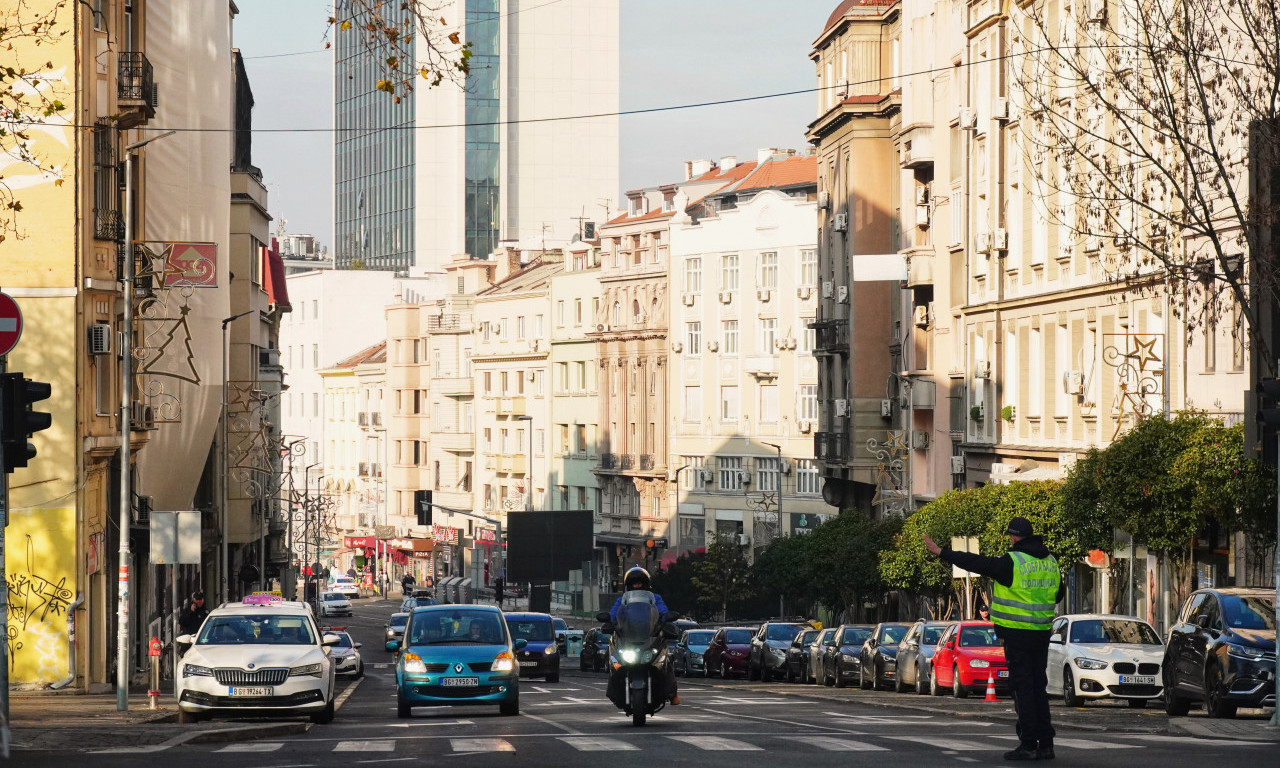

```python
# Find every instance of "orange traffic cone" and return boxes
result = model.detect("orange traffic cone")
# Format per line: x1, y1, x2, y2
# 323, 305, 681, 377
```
984, 673, 998, 702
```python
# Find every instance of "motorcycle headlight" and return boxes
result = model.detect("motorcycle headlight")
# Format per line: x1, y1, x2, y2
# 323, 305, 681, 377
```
402, 652, 427, 674
1227, 643, 1265, 660
1073, 657, 1108, 670
620, 649, 638, 664
492, 651, 516, 672
969, 659, 990, 669
183, 663, 213, 678
640, 648, 657, 664
290, 663, 324, 678
544, 645, 557, 655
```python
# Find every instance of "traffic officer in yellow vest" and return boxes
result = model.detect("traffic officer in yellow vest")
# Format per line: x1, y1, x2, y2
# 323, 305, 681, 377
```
924, 516, 1065, 761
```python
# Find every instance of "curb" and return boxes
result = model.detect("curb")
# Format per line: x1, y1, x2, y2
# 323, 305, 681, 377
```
165, 721, 312, 747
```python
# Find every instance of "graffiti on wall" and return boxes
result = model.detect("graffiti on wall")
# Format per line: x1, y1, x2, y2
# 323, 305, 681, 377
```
5, 507, 75, 683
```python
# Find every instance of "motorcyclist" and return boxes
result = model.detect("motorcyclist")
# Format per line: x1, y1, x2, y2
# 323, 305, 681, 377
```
608, 566, 678, 705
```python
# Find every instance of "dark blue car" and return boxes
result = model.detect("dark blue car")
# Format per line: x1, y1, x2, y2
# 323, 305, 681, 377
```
503, 612, 560, 683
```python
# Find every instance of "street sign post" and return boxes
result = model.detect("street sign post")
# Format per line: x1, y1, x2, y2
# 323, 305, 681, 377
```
0, 293, 21, 357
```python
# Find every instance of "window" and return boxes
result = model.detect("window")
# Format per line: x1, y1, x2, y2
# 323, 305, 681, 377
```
575, 424, 587, 453
516, 428, 526, 453
557, 362, 569, 392
558, 485, 569, 510
483, 428, 492, 451
721, 254, 739, 291
432, 349, 442, 377
757, 457, 780, 492
799, 384, 818, 420
574, 361, 587, 390
758, 252, 778, 290
719, 456, 743, 490
592, 298, 600, 323
483, 371, 492, 393
516, 370, 525, 394
499, 428, 509, 453
577, 486, 588, 510
500, 371, 509, 394
800, 249, 817, 285
684, 257, 702, 292
312, 344, 319, 367
612, 302, 621, 325
534, 314, 544, 337
720, 385, 739, 422
680, 456, 706, 490
558, 424, 570, 454
722, 321, 739, 354
760, 318, 777, 353
497, 318, 507, 340
556, 300, 566, 326
759, 384, 779, 423
313, 393, 319, 416
796, 459, 820, 495
801, 322, 816, 354
686, 322, 701, 355
684, 385, 700, 422
516, 316, 526, 340
574, 299, 583, 326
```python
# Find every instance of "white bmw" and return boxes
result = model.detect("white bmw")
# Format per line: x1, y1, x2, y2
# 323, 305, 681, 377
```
1047, 613, 1165, 707
175, 596, 339, 723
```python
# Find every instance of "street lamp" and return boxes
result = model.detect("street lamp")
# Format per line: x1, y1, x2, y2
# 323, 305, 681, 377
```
762, 442, 784, 618
300, 460, 321, 600
220, 309, 254, 605
117, 129, 175, 712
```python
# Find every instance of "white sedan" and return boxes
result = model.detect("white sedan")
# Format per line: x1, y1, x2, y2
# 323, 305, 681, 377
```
1047, 614, 1165, 707
329, 576, 360, 598
320, 592, 353, 617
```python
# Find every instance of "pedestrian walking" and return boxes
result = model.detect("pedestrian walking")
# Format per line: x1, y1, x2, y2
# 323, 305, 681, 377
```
178, 591, 209, 636
494, 577, 504, 608
923, 517, 1064, 761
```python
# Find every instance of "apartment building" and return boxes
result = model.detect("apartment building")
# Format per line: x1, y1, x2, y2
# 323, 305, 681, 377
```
668, 151, 830, 556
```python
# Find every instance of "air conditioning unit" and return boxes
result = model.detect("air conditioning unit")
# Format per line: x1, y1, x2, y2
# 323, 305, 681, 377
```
950, 455, 965, 475
818, 190, 831, 210
1086, 0, 1106, 22
682, 292, 696, 306
737, 533, 750, 546
976, 231, 993, 254
912, 429, 930, 450
88, 323, 112, 355
671, 341, 683, 353
596, 323, 610, 332
737, 470, 751, 485
993, 96, 1009, 121
700, 469, 713, 482
821, 281, 834, 299
836, 285, 849, 304
916, 202, 931, 229
718, 291, 733, 304
757, 289, 772, 303
706, 340, 719, 352
975, 361, 992, 379
994, 228, 1009, 251
1062, 370, 1085, 395
834, 398, 848, 417
913, 305, 930, 328
959, 106, 977, 129
798, 419, 812, 433
133, 494, 153, 525
880, 399, 892, 418
781, 460, 792, 475
131, 402, 155, 430
797, 285, 813, 300
915, 184, 930, 206
832, 212, 848, 232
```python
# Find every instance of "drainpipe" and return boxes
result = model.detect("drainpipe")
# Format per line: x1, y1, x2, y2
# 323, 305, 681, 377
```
49, 592, 86, 689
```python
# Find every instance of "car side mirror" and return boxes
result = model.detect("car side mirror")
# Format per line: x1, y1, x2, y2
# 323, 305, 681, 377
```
1049, 633, 1063, 644
1195, 615, 1211, 630
354, 642, 363, 648
322, 633, 341, 647
595, 611, 611, 623
513, 638, 528, 650
175, 634, 194, 654
387, 639, 400, 651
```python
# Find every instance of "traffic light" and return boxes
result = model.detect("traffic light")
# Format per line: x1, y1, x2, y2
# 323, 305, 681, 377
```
415, 490, 433, 526
1256, 377, 1280, 468
1, 372, 52, 473
644, 538, 668, 550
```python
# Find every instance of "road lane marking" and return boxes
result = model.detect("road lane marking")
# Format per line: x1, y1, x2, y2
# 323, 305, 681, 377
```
886, 737, 993, 751
385, 720, 474, 727
782, 736, 887, 751
335, 740, 396, 752
450, 738, 515, 752
560, 736, 640, 751
217, 742, 284, 752
667, 736, 762, 751
88, 746, 170, 754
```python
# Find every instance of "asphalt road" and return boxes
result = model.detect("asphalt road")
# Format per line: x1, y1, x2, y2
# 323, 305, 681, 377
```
10, 599, 1272, 767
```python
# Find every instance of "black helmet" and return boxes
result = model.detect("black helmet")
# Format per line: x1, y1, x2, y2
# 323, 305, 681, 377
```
623, 566, 651, 591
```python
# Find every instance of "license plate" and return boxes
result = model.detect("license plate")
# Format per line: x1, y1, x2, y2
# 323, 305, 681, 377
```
997, 670, 1009, 678
441, 677, 479, 687
520, 661, 537, 667
1119, 675, 1155, 685
229, 687, 272, 697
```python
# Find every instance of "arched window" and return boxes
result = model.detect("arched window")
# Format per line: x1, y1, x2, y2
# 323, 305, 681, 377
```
632, 299, 642, 323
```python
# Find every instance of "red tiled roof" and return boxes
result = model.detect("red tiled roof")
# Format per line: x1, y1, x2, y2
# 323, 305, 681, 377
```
603, 207, 676, 227
334, 341, 387, 368
735, 155, 817, 192
825, 0, 899, 31
264, 237, 291, 310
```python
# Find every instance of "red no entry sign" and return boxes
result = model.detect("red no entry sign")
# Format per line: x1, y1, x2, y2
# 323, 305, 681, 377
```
0, 292, 22, 357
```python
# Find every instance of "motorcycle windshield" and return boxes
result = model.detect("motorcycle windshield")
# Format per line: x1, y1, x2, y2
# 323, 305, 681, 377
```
615, 594, 659, 646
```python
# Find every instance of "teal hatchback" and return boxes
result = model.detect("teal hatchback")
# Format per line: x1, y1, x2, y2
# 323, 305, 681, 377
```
391, 605, 525, 717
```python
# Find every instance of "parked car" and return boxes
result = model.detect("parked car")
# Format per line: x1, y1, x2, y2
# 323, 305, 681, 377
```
319, 592, 353, 618
674, 629, 716, 677
329, 576, 360, 598
705, 627, 755, 678
1163, 587, 1276, 718
175, 595, 338, 724
930, 621, 1008, 698
551, 617, 582, 657
579, 627, 612, 672
858, 622, 911, 690
894, 620, 951, 694
821, 624, 873, 687
807, 628, 837, 684
784, 628, 820, 683
503, 612, 560, 683
391, 604, 522, 717
385, 612, 410, 652
1047, 614, 1164, 707
328, 628, 364, 678
748, 622, 804, 681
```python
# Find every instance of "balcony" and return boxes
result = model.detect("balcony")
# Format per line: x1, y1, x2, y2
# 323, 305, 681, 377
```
498, 454, 528, 474
433, 489, 473, 509
599, 453, 618, 470
619, 454, 635, 470
117, 52, 156, 128
496, 397, 527, 417
812, 319, 850, 355
898, 124, 934, 168
358, 412, 370, 426
903, 246, 934, 288
358, 462, 370, 477
639, 454, 657, 471
432, 431, 474, 452
744, 355, 779, 379
428, 314, 472, 332
436, 377, 474, 397
268, 514, 287, 534
814, 432, 849, 463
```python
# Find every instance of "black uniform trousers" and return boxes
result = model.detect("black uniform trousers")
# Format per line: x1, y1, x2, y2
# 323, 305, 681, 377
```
1002, 629, 1055, 750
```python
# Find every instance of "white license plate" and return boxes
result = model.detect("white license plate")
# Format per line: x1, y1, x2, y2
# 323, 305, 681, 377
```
1119, 675, 1155, 685
441, 677, 480, 687
229, 687, 272, 697
997, 670, 1009, 678
520, 661, 537, 667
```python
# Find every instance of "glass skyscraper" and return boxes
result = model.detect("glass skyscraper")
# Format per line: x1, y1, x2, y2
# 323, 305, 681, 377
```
465, 0, 500, 262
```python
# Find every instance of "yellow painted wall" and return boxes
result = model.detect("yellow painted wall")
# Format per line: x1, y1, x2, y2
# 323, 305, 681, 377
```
5, 507, 76, 683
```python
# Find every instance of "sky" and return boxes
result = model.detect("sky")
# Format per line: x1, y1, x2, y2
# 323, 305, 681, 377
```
235, 0, 831, 245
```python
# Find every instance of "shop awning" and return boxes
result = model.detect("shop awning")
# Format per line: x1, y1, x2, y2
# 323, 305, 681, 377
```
389, 537, 434, 554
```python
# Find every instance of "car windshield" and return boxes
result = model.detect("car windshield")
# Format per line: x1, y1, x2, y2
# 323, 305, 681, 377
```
842, 627, 871, 646
724, 629, 753, 644
818, 629, 836, 644
508, 620, 554, 642
1221, 594, 1276, 630
685, 630, 715, 646
322, 593, 344, 602
413, 597, 438, 606
1068, 619, 1161, 645
767, 624, 802, 642
408, 610, 506, 645
922, 626, 946, 645
389, 614, 409, 629
197, 614, 316, 645
959, 626, 1001, 647
798, 629, 818, 645
878, 625, 908, 643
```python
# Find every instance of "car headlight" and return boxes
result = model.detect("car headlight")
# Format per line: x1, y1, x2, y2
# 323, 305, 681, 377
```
492, 651, 516, 672
770, 648, 786, 659
386, 628, 396, 636
1073, 657, 1108, 670
402, 652, 427, 674
182, 663, 213, 678
620, 649, 638, 664
1227, 643, 1266, 660
842, 653, 858, 662
290, 663, 324, 677
969, 659, 990, 668
544, 645, 557, 655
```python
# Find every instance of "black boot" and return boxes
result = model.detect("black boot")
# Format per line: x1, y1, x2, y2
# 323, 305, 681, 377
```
1003, 744, 1040, 761
1037, 744, 1055, 760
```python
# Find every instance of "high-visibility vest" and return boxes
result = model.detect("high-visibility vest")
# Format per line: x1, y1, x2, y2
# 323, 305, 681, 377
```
991, 550, 1060, 630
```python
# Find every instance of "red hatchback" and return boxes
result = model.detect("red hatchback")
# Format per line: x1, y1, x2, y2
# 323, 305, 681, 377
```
704, 627, 755, 678
930, 621, 1009, 698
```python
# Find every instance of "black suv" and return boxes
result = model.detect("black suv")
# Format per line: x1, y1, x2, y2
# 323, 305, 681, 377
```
1163, 587, 1275, 718
748, 622, 804, 681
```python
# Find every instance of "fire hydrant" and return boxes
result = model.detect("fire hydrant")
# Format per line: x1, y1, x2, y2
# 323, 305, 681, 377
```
148, 636, 163, 709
